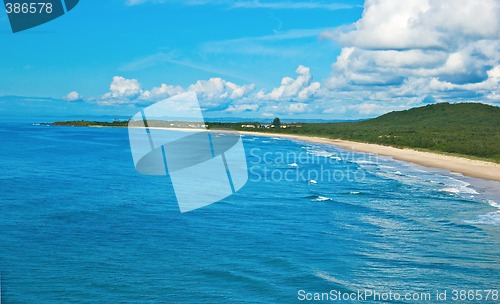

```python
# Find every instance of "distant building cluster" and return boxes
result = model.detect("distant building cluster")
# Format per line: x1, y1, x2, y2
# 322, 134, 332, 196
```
164, 123, 209, 129
241, 124, 302, 129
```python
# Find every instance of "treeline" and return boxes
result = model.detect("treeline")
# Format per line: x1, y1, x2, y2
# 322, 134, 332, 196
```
52, 120, 129, 127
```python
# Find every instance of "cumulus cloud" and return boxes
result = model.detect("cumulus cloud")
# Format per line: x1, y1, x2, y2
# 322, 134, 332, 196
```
141, 83, 185, 100
318, 0, 500, 116
335, 0, 499, 50
257, 65, 321, 101
225, 104, 259, 113
102, 76, 142, 101
96, 65, 323, 114
97, 76, 256, 109
63, 91, 82, 101
188, 78, 255, 106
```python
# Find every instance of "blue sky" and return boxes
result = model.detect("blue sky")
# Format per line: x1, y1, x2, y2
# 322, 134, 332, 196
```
0, 0, 498, 119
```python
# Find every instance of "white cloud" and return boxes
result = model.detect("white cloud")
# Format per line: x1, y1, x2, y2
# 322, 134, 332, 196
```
97, 76, 256, 109
63, 91, 82, 101
188, 78, 255, 108
257, 65, 321, 101
351, 103, 384, 116
261, 112, 275, 118
96, 64, 324, 115
102, 76, 142, 101
320, 0, 500, 116
141, 83, 185, 100
225, 104, 259, 113
334, 0, 499, 50
288, 102, 308, 113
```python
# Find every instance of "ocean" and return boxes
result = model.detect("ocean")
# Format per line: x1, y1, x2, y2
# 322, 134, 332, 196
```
0, 121, 499, 303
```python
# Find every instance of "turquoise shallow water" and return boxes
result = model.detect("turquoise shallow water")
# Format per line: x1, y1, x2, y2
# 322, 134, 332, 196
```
0, 122, 499, 303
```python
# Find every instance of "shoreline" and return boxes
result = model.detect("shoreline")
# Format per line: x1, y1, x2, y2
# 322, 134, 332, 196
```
237, 131, 500, 182
88, 125, 500, 182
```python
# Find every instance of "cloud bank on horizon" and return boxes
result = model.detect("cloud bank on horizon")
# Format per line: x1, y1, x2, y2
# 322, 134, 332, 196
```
7, 0, 497, 119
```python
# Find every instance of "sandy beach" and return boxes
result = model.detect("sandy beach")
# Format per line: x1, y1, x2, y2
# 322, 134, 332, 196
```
238, 131, 500, 182
130, 126, 500, 182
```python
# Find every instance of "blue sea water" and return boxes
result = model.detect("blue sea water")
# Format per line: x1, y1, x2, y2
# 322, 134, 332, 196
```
0, 121, 499, 303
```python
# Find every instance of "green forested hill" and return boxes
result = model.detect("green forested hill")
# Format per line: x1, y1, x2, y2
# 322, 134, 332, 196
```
369, 102, 499, 127
278, 103, 500, 161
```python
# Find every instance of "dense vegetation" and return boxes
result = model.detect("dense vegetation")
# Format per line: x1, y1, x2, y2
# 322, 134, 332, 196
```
52, 120, 128, 127
265, 103, 500, 161
52, 102, 500, 162
208, 103, 500, 162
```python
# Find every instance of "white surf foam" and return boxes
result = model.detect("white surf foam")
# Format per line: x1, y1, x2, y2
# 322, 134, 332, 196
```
356, 160, 378, 165
309, 150, 333, 158
439, 183, 479, 195
465, 211, 500, 226
313, 196, 332, 202
485, 199, 500, 209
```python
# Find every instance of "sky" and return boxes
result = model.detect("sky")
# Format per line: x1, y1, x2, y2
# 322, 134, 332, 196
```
0, 0, 499, 120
